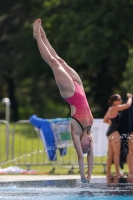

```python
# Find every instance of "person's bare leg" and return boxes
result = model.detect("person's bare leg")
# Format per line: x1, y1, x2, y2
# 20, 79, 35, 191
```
106, 137, 113, 177
112, 132, 121, 177
127, 138, 131, 176
127, 153, 132, 176
106, 150, 113, 176
127, 153, 130, 174
33, 19, 75, 98
127, 133, 133, 176
40, 23, 83, 88
130, 134, 133, 175
113, 153, 121, 177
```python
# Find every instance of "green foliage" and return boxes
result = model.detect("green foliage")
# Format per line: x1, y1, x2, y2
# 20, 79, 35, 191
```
121, 48, 133, 94
0, 0, 133, 120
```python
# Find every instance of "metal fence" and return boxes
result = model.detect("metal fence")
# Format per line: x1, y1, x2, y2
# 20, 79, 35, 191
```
0, 119, 108, 174
0, 120, 10, 165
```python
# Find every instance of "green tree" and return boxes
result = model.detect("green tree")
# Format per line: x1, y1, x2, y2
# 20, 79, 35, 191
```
32, 0, 133, 117
121, 48, 133, 94
1, 0, 133, 121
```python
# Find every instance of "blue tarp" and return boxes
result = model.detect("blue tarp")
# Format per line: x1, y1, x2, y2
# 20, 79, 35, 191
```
29, 115, 71, 161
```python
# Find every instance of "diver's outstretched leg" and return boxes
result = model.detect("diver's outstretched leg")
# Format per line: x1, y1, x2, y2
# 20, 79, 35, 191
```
33, 19, 75, 98
40, 23, 83, 88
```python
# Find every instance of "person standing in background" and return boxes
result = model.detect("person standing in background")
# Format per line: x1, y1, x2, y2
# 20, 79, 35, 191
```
103, 93, 132, 177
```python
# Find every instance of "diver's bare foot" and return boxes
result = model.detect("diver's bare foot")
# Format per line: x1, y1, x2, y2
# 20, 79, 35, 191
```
33, 19, 41, 39
40, 26, 46, 41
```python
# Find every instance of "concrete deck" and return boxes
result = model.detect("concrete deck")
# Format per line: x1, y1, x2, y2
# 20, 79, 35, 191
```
0, 175, 105, 182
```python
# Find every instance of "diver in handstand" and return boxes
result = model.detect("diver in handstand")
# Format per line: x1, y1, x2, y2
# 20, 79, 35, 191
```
33, 19, 94, 183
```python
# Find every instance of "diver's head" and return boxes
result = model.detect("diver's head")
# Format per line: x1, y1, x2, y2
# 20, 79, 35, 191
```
81, 127, 92, 154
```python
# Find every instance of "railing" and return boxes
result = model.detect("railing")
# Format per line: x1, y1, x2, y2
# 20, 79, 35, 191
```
0, 119, 108, 173
0, 120, 10, 165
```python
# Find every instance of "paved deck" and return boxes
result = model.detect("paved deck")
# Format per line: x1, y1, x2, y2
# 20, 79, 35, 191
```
0, 175, 105, 182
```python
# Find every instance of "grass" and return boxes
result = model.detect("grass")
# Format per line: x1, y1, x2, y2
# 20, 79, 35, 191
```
0, 120, 129, 175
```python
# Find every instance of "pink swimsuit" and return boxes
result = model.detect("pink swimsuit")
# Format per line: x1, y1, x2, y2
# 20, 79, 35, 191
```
64, 81, 93, 130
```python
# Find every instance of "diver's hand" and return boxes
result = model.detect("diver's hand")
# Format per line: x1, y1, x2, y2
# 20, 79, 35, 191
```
81, 179, 89, 183
81, 177, 90, 183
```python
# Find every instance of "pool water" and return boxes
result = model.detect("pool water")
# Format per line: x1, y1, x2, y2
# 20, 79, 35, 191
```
0, 178, 133, 200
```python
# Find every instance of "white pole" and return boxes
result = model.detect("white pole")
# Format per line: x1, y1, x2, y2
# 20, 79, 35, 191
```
1, 98, 11, 122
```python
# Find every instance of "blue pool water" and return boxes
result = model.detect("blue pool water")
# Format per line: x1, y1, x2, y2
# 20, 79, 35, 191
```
0, 178, 133, 200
